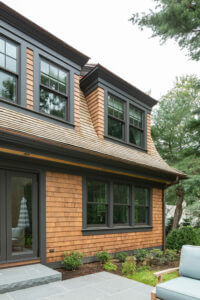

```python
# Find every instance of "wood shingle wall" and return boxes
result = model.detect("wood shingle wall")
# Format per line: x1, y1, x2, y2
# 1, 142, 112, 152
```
26, 48, 34, 110
46, 171, 163, 263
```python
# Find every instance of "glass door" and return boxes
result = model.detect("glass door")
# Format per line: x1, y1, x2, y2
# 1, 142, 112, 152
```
0, 170, 38, 263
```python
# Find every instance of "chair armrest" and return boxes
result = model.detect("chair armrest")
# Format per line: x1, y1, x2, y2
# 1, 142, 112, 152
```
153, 267, 179, 284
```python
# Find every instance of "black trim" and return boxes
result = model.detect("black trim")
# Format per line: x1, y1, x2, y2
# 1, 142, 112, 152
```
80, 64, 157, 108
82, 176, 153, 234
0, 2, 89, 67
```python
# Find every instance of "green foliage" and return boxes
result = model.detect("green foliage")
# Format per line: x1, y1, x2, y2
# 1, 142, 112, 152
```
121, 256, 136, 275
103, 262, 117, 271
166, 226, 200, 250
116, 252, 128, 262
137, 265, 150, 272
166, 217, 174, 236
149, 249, 165, 265
62, 251, 83, 270
130, 0, 200, 60
127, 269, 179, 287
134, 249, 148, 262
96, 251, 111, 264
165, 249, 179, 263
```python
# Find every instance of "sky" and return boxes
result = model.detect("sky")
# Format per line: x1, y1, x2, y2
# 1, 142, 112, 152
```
3, 0, 200, 99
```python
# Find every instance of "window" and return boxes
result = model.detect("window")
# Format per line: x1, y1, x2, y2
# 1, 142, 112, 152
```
129, 105, 143, 147
0, 36, 18, 103
40, 59, 68, 120
108, 95, 125, 140
107, 94, 146, 149
134, 187, 150, 225
113, 184, 130, 224
84, 178, 152, 232
87, 180, 108, 226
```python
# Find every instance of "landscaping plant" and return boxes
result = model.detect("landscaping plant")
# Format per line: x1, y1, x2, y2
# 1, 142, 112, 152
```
103, 262, 117, 271
166, 226, 200, 250
149, 249, 165, 265
134, 249, 148, 264
62, 251, 83, 270
96, 251, 111, 264
121, 256, 136, 276
116, 252, 128, 262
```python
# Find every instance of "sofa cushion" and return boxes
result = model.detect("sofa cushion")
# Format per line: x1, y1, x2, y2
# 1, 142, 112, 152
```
180, 245, 200, 280
156, 277, 200, 300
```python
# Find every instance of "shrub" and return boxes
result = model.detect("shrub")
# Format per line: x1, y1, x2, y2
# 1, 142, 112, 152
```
149, 249, 165, 265
103, 262, 117, 271
96, 251, 111, 264
121, 256, 136, 275
166, 226, 200, 250
116, 252, 128, 262
62, 251, 83, 270
165, 217, 174, 236
165, 249, 179, 263
134, 249, 148, 263
137, 265, 150, 272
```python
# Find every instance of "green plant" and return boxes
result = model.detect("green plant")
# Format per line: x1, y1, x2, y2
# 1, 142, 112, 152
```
116, 252, 128, 262
96, 251, 111, 264
121, 256, 136, 276
134, 249, 148, 263
149, 249, 165, 265
103, 262, 117, 271
62, 251, 83, 270
137, 265, 150, 272
166, 226, 200, 250
164, 249, 179, 263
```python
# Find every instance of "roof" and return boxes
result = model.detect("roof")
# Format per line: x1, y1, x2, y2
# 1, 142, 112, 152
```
0, 85, 186, 180
80, 64, 158, 108
0, 2, 89, 67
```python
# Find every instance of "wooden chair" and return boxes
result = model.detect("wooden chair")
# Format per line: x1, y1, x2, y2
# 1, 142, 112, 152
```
151, 267, 179, 300
151, 245, 200, 300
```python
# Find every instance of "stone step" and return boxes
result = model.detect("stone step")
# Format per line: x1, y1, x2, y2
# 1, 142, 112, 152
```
0, 263, 61, 294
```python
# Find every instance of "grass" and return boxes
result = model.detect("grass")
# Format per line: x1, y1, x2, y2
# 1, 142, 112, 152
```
127, 269, 179, 287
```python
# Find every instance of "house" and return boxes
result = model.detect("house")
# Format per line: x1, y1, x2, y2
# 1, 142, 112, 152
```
0, 2, 186, 269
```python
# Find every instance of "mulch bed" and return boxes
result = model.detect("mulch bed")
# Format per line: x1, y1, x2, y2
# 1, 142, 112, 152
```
57, 260, 179, 281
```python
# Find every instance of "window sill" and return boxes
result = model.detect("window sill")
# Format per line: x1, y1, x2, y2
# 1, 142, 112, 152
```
104, 135, 147, 153
82, 225, 153, 235
0, 98, 74, 128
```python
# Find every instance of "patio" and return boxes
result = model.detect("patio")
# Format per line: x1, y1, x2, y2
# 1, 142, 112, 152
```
0, 271, 153, 299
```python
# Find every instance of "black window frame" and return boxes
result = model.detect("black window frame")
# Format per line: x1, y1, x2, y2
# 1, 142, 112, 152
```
39, 57, 70, 122
0, 35, 19, 104
129, 104, 145, 148
105, 91, 147, 151
82, 176, 153, 235
134, 186, 150, 225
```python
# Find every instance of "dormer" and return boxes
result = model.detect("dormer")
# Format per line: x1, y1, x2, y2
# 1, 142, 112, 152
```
80, 64, 157, 154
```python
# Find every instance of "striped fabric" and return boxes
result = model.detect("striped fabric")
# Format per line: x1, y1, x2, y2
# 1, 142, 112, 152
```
17, 197, 30, 228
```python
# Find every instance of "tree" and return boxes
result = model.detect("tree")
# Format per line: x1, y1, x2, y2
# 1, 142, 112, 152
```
130, 0, 200, 60
151, 75, 200, 229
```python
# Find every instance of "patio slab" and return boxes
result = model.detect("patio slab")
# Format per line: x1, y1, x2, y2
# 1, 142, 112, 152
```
1, 271, 153, 299
0, 264, 61, 294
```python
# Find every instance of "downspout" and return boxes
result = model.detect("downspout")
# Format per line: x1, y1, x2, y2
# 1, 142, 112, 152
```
162, 176, 180, 251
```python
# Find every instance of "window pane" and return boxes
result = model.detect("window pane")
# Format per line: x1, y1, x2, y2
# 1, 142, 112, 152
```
135, 207, 149, 224
108, 95, 124, 120
41, 60, 49, 74
50, 65, 58, 79
87, 181, 107, 203
129, 126, 142, 146
0, 53, 5, 68
0, 38, 5, 53
87, 204, 106, 225
59, 70, 67, 83
0, 70, 17, 102
40, 88, 66, 119
129, 106, 143, 128
6, 56, 17, 73
113, 205, 129, 224
6, 42, 17, 59
135, 188, 149, 206
113, 184, 129, 204
59, 83, 66, 94
41, 74, 49, 87
108, 117, 123, 140
50, 78, 58, 90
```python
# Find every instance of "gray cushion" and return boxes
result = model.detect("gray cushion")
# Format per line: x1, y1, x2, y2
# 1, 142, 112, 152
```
156, 277, 200, 300
180, 245, 200, 280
